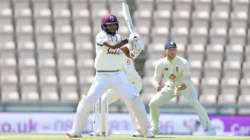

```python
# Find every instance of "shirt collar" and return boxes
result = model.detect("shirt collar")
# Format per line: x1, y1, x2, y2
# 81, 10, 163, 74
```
165, 56, 177, 64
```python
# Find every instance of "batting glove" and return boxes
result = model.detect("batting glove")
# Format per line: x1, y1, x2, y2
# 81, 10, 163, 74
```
128, 33, 140, 43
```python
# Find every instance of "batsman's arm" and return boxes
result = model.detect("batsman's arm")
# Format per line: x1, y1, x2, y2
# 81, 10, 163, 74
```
102, 33, 138, 49
103, 39, 129, 49
96, 33, 128, 49
120, 47, 131, 58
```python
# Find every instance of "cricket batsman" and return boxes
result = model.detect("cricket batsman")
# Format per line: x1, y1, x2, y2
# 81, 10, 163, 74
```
66, 14, 154, 138
149, 41, 216, 135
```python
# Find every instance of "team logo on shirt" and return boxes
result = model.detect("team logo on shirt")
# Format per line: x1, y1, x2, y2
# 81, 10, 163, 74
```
169, 73, 176, 81
164, 67, 168, 71
176, 67, 179, 72
107, 48, 121, 55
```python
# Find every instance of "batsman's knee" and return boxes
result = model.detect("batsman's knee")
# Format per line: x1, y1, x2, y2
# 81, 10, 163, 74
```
149, 100, 157, 109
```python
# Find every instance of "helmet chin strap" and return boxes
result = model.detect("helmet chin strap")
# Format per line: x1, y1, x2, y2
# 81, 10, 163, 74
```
101, 26, 116, 36
106, 31, 116, 35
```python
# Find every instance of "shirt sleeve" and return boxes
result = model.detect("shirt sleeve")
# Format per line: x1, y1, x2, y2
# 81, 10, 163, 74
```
180, 61, 192, 86
96, 33, 108, 46
153, 61, 162, 86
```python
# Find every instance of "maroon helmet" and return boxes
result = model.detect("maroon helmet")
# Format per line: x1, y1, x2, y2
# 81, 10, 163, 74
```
101, 14, 119, 35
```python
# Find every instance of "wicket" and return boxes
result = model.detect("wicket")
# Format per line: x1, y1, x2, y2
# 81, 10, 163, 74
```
93, 96, 109, 136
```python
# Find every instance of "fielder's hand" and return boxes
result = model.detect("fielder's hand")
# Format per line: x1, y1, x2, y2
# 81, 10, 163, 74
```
174, 84, 187, 96
155, 84, 162, 92
177, 84, 187, 91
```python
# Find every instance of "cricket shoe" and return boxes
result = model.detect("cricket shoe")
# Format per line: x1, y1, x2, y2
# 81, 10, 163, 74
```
90, 131, 101, 136
101, 131, 108, 137
65, 132, 82, 138
205, 127, 216, 136
192, 127, 216, 136
150, 127, 159, 135
144, 130, 155, 138
131, 131, 144, 137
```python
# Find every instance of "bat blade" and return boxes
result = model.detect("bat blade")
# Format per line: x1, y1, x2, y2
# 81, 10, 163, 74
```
122, 0, 135, 34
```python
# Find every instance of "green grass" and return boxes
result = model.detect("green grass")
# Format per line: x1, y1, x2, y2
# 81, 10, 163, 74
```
0, 134, 250, 140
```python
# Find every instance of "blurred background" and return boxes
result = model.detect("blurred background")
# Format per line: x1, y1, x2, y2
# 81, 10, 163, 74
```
0, 0, 249, 136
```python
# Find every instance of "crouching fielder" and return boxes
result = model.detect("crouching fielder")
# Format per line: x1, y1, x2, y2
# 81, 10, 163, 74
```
93, 57, 143, 136
149, 41, 215, 135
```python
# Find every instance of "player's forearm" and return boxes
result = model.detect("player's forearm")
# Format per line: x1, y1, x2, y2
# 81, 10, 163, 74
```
103, 39, 128, 49
153, 80, 162, 92
120, 47, 131, 58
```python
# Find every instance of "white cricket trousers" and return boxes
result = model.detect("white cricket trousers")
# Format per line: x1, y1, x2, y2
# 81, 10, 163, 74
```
87, 71, 138, 103
149, 80, 212, 130
71, 71, 151, 135
94, 68, 143, 135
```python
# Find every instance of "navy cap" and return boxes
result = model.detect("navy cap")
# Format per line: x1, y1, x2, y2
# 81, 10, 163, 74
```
164, 41, 177, 49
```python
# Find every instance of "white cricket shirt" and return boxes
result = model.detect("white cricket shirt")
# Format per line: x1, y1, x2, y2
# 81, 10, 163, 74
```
153, 56, 191, 87
95, 31, 127, 71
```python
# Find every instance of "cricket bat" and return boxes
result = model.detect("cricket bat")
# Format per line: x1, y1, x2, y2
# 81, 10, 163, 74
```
122, 0, 135, 34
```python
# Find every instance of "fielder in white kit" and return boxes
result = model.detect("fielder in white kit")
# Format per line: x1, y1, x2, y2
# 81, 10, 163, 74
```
149, 41, 216, 135
66, 14, 153, 138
